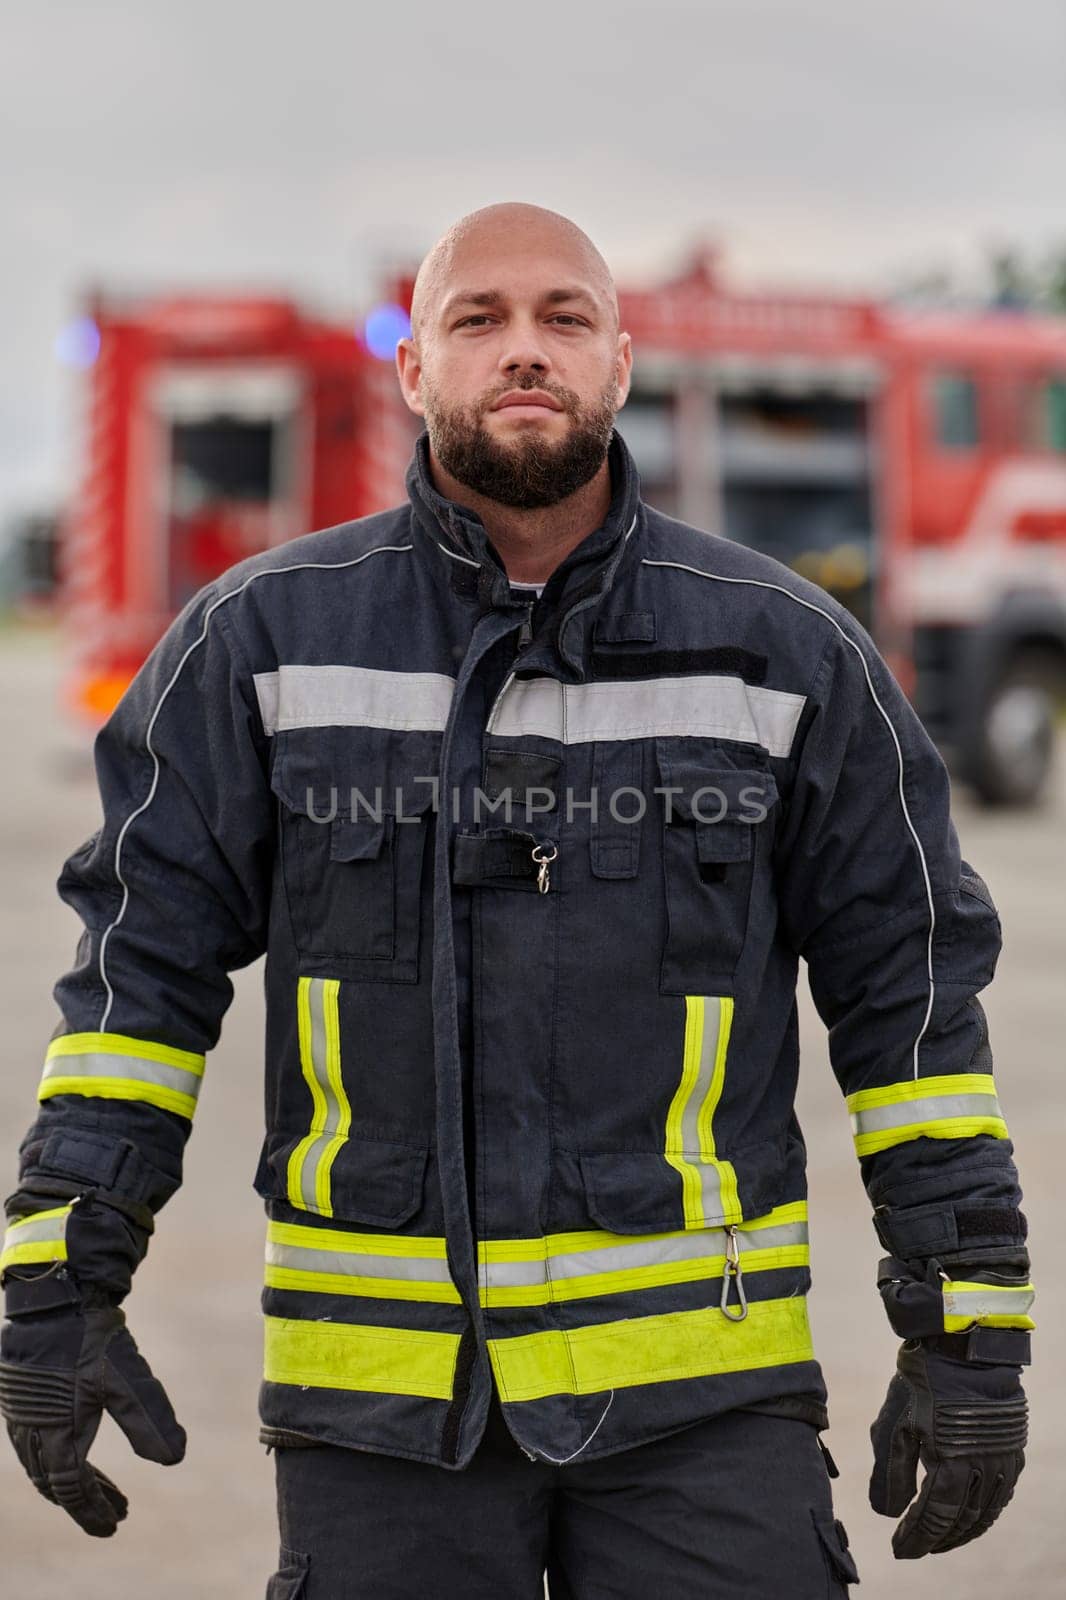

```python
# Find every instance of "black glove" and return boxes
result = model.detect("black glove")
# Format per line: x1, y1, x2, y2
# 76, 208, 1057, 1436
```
0, 1287, 186, 1537
869, 1340, 1027, 1558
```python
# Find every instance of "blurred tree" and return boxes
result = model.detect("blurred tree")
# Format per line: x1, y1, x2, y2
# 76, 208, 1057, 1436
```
888, 241, 1066, 313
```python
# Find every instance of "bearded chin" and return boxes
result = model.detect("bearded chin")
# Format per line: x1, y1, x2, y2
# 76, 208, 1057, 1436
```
428, 394, 617, 510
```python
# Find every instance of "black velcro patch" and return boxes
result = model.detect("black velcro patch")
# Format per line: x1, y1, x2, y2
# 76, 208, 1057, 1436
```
590, 646, 768, 683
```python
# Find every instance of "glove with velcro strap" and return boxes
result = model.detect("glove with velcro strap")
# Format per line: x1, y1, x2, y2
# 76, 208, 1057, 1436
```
869, 1249, 1032, 1558
0, 1189, 185, 1537
869, 1338, 1028, 1558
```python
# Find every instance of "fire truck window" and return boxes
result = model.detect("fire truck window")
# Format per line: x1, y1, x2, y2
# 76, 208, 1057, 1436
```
717, 389, 876, 632
616, 395, 678, 516
166, 417, 283, 610
929, 372, 980, 451
1046, 378, 1066, 453
171, 418, 275, 506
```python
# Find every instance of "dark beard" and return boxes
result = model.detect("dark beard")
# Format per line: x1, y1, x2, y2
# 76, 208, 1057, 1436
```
426, 378, 617, 509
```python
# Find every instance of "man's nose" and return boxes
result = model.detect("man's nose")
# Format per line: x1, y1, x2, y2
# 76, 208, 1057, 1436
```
497, 320, 552, 375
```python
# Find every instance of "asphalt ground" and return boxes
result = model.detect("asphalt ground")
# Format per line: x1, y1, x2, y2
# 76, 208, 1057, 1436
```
0, 621, 1061, 1598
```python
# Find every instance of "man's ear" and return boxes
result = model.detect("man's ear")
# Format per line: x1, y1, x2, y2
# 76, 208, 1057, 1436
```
614, 331, 633, 410
396, 338, 426, 417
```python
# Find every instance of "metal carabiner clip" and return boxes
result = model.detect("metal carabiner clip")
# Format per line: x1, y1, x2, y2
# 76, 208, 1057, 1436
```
720, 1224, 749, 1322
531, 841, 558, 894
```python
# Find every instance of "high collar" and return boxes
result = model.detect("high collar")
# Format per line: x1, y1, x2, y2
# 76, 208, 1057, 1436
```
404, 426, 645, 675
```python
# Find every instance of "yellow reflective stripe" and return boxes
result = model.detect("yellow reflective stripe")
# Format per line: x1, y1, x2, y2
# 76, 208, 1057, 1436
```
737, 1200, 808, 1231
854, 1117, 1009, 1157
38, 1076, 199, 1118
0, 1205, 72, 1274
847, 1073, 999, 1110
942, 1278, 1036, 1332
478, 1202, 810, 1308
664, 996, 741, 1227
39, 1031, 205, 1120
315, 981, 349, 1210
264, 1209, 809, 1310
287, 978, 350, 1217
265, 1220, 461, 1305
269, 1222, 451, 1259
263, 1315, 460, 1400
477, 1202, 808, 1267
287, 979, 330, 1206
488, 1295, 814, 1403
480, 1246, 809, 1309
44, 1032, 205, 1072
847, 1073, 1008, 1157
265, 1268, 461, 1304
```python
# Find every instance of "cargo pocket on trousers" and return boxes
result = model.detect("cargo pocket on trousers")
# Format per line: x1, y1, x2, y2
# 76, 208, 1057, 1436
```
811, 1508, 860, 1591
266, 1546, 310, 1599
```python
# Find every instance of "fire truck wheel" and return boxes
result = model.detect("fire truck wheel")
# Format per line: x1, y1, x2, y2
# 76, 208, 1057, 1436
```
970, 647, 1064, 808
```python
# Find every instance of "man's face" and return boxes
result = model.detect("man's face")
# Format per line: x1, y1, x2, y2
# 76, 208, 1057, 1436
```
398, 237, 631, 509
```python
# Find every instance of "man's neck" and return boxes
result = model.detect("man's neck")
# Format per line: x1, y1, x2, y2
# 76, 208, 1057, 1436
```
427, 443, 613, 587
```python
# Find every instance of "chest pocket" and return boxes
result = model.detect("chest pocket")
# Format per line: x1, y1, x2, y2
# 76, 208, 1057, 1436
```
270, 729, 437, 983
655, 738, 779, 996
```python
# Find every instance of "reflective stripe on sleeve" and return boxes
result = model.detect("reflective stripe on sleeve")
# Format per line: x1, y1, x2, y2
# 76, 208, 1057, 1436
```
664, 996, 742, 1228
942, 1279, 1036, 1332
287, 979, 351, 1217
0, 1205, 72, 1275
263, 1315, 461, 1400
39, 1032, 205, 1119
488, 1294, 815, 1402
846, 1073, 1009, 1157
486, 675, 806, 757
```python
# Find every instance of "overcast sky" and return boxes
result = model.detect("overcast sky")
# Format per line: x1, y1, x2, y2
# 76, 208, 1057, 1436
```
2, 0, 1064, 525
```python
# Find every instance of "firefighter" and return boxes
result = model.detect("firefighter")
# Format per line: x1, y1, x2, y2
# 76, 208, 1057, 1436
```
0, 203, 1032, 1597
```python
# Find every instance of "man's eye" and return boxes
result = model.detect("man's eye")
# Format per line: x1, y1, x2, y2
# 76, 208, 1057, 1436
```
550, 315, 583, 326
457, 315, 493, 328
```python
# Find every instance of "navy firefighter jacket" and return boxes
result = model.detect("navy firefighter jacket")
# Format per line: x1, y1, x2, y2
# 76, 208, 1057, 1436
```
2, 427, 1033, 1468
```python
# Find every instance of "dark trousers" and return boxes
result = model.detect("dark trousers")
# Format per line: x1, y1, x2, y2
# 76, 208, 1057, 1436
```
266, 1393, 860, 1598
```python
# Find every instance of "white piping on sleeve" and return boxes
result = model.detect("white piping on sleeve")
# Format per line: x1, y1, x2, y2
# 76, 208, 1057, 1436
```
97, 544, 413, 1031
642, 556, 936, 1080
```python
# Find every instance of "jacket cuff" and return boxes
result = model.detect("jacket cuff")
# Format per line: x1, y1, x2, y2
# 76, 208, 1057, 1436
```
922, 1327, 1032, 1366
872, 1201, 1027, 1258
1, 1191, 149, 1303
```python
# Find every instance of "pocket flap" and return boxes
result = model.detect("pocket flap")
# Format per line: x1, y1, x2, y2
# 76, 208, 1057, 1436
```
578, 1151, 686, 1234
811, 1510, 861, 1587
329, 815, 389, 862
657, 755, 779, 826
256, 1132, 429, 1227
694, 820, 754, 864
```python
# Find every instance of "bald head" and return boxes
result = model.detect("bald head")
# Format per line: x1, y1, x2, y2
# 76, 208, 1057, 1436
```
409, 202, 619, 346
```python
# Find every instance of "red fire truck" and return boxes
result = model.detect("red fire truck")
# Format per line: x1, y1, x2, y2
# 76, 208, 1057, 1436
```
58, 250, 1066, 804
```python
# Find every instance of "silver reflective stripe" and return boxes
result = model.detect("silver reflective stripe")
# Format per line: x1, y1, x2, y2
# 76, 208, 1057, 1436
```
850, 1091, 1002, 1137
0, 1205, 71, 1272
666, 995, 739, 1227
943, 1286, 1035, 1320
479, 1220, 809, 1291
40, 1050, 203, 1102
486, 674, 806, 757
266, 1241, 454, 1284
288, 978, 350, 1216
253, 665, 455, 737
